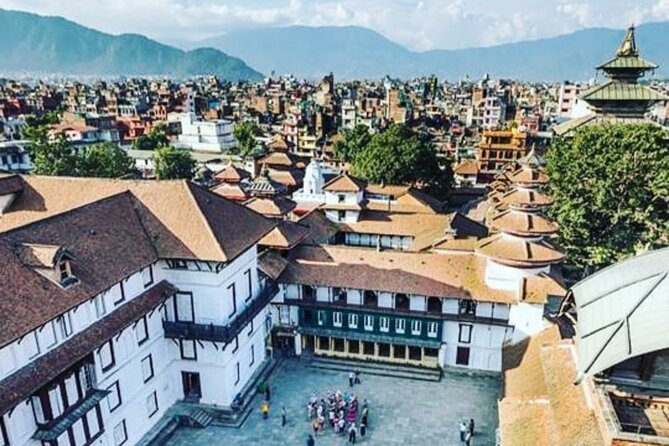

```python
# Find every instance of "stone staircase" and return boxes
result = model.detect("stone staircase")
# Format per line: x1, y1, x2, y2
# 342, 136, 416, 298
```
304, 356, 442, 382
188, 408, 214, 428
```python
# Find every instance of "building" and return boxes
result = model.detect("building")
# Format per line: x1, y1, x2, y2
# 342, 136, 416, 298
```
0, 141, 31, 173
175, 94, 236, 153
477, 130, 529, 177
557, 82, 585, 118
555, 26, 669, 137
265, 155, 565, 372
498, 247, 669, 446
0, 175, 277, 446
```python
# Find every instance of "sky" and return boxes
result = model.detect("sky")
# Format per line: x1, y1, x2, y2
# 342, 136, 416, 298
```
1, 0, 669, 50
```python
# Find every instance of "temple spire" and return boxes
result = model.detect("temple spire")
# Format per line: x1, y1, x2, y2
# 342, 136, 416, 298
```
616, 25, 638, 57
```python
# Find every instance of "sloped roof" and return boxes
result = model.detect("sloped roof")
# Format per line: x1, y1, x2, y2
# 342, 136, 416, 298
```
507, 167, 550, 186
214, 163, 250, 184
0, 176, 275, 262
571, 247, 669, 379
323, 173, 366, 192
498, 187, 554, 209
491, 210, 559, 237
245, 196, 297, 218
0, 174, 23, 196
580, 81, 667, 102
476, 233, 565, 267
454, 160, 480, 176
211, 182, 248, 201
259, 220, 310, 250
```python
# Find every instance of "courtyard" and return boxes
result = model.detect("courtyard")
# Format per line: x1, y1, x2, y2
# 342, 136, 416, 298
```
165, 358, 501, 445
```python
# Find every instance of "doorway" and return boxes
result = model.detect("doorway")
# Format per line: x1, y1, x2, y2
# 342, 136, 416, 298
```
182, 371, 202, 400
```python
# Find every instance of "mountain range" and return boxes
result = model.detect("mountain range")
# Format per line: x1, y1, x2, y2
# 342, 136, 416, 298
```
0, 9, 262, 81
2, 8, 668, 82
193, 23, 669, 81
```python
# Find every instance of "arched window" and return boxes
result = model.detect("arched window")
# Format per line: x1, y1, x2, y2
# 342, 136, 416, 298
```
395, 293, 410, 310
427, 297, 442, 314
363, 290, 378, 308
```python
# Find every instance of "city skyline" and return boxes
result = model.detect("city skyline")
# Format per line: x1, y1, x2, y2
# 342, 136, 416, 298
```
1, 0, 669, 51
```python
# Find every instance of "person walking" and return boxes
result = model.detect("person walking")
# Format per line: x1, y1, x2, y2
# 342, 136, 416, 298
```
361, 406, 369, 426
265, 385, 271, 401
281, 406, 286, 427
360, 422, 367, 438
465, 430, 472, 446
459, 421, 468, 443
468, 418, 475, 437
349, 371, 355, 387
307, 434, 315, 446
348, 422, 357, 444
261, 400, 270, 420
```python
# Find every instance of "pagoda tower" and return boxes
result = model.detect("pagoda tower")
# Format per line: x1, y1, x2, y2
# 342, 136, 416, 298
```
476, 148, 564, 292
555, 26, 668, 136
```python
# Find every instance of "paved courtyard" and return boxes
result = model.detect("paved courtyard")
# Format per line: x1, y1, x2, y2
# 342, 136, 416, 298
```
165, 359, 500, 445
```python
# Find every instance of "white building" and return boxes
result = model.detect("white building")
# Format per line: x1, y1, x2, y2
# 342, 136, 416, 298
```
0, 175, 276, 446
174, 94, 236, 153
0, 140, 32, 173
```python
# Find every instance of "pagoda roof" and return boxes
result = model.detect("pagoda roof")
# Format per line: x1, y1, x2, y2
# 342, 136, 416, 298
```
476, 233, 565, 267
580, 81, 668, 102
597, 55, 657, 71
490, 209, 559, 237
507, 167, 550, 186
498, 187, 554, 209
323, 173, 366, 192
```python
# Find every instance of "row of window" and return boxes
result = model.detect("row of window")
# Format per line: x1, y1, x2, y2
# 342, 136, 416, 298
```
305, 310, 440, 338
107, 380, 158, 446
110, 390, 157, 446
98, 315, 150, 373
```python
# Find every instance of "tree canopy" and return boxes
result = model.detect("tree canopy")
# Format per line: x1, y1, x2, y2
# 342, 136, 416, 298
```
232, 121, 260, 159
26, 125, 135, 178
546, 123, 669, 272
132, 122, 170, 151
333, 124, 372, 163
153, 146, 196, 180
349, 124, 452, 199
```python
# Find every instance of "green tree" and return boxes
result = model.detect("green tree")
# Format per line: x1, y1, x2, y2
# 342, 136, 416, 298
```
25, 126, 79, 176
133, 123, 170, 151
232, 121, 260, 159
350, 124, 452, 198
546, 124, 669, 272
78, 143, 135, 178
153, 146, 196, 180
333, 124, 372, 163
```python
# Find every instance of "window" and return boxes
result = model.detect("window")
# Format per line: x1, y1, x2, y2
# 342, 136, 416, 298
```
114, 283, 125, 306
427, 322, 439, 338
0, 415, 8, 446
249, 345, 255, 366
113, 421, 127, 446
135, 317, 149, 346
317, 311, 325, 326
43, 322, 58, 350
333, 338, 345, 352
332, 287, 347, 303
459, 324, 473, 344
364, 315, 374, 331
141, 355, 154, 383
228, 283, 237, 317
395, 318, 406, 334
94, 294, 107, 318
411, 320, 422, 335
56, 313, 73, 339
348, 313, 358, 329
107, 381, 122, 412
459, 299, 477, 316
333, 312, 343, 328
247, 319, 254, 336
167, 259, 188, 270
235, 362, 240, 385
146, 391, 158, 418
58, 259, 72, 282
379, 317, 389, 333
141, 266, 154, 288
98, 341, 115, 372
244, 269, 252, 302
180, 339, 197, 360
456, 346, 470, 366
303, 309, 314, 324
338, 210, 346, 221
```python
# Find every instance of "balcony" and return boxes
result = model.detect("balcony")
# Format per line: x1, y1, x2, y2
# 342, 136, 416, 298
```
163, 281, 279, 344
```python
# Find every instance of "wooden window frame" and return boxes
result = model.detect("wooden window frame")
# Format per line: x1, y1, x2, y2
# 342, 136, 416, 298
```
142, 265, 154, 288
179, 339, 197, 361
106, 381, 122, 413
135, 316, 149, 346
141, 355, 154, 383
113, 420, 127, 446
99, 341, 116, 373
146, 391, 158, 418
458, 324, 473, 344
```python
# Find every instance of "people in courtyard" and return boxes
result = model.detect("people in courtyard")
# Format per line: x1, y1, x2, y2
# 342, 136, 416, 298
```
281, 406, 286, 427
460, 421, 468, 442
354, 370, 361, 384
468, 418, 475, 437
348, 422, 357, 444
360, 422, 367, 438
465, 430, 472, 446
349, 371, 355, 387
261, 400, 270, 420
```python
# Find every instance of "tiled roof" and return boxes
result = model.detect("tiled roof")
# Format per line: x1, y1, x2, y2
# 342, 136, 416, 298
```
214, 163, 250, 184
497, 187, 554, 209
580, 81, 667, 102
0, 281, 177, 414
296, 210, 339, 245
491, 210, 559, 236
507, 168, 550, 186
476, 233, 565, 267
323, 174, 365, 192
278, 244, 519, 304
211, 182, 248, 201
0, 174, 23, 196
0, 193, 159, 348
259, 220, 310, 250
454, 160, 480, 176
0, 176, 275, 262
597, 55, 657, 71
245, 196, 297, 218
258, 250, 289, 280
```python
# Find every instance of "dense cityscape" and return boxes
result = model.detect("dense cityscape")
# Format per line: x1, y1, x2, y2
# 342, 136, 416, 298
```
0, 3, 669, 446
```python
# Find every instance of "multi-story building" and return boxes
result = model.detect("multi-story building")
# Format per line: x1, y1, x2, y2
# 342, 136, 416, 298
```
477, 129, 528, 176
0, 175, 276, 446
557, 81, 585, 118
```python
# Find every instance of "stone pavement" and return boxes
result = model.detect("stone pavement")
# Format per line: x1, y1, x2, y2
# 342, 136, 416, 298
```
165, 358, 500, 445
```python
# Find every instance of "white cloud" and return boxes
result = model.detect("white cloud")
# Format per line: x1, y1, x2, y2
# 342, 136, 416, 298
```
0, 0, 665, 50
